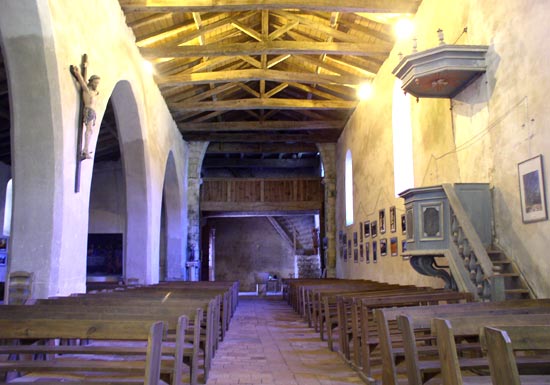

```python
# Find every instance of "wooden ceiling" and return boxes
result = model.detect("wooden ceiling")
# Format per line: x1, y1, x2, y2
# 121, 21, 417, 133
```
119, 0, 422, 146
0, 1, 422, 168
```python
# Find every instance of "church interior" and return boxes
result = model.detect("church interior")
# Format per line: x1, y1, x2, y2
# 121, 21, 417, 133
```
1, 1, 550, 384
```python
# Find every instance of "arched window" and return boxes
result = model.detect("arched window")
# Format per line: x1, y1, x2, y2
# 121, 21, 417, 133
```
3, 179, 12, 236
345, 150, 354, 226
392, 79, 415, 195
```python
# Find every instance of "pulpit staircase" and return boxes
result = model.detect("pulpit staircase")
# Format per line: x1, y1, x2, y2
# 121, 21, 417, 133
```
401, 183, 534, 302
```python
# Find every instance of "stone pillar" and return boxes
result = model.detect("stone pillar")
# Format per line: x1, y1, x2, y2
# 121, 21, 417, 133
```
317, 143, 337, 278
186, 142, 209, 281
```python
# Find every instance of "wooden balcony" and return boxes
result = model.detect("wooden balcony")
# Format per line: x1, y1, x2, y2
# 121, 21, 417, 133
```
200, 177, 323, 214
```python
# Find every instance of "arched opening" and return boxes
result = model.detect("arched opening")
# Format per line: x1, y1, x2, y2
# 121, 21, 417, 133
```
345, 149, 354, 226
160, 151, 184, 281
109, 81, 150, 284
86, 99, 125, 288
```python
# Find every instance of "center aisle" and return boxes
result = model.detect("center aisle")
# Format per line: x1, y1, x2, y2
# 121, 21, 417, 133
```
206, 296, 365, 385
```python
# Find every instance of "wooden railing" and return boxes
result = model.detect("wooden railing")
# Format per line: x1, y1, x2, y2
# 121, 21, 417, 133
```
200, 177, 323, 212
442, 184, 504, 301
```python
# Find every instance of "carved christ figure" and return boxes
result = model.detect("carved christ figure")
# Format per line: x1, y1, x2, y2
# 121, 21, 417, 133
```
70, 65, 100, 160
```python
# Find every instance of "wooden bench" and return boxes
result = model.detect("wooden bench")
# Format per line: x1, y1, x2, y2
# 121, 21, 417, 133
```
33, 298, 215, 384
483, 325, 550, 385
0, 317, 168, 385
383, 299, 550, 385
431, 314, 550, 385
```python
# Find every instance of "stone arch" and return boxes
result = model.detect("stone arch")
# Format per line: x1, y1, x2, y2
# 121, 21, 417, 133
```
161, 150, 185, 280
109, 80, 152, 284
0, 2, 68, 297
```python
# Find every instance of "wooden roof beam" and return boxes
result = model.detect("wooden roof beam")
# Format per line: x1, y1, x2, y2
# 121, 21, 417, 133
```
157, 69, 365, 86
182, 131, 341, 143
140, 41, 392, 58
120, 0, 421, 14
206, 142, 319, 154
178, 120, 343, 132
169, 98, 357, 112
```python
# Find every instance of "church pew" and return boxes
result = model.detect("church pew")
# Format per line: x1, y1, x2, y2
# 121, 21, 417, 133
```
34, 297, 216, 383
393, 305, 550, 385
349, 290, 472, 383
431, 314, 550, 385
322, 287, 419, 355
483, 325, 550, 385
81, 285, 232, 339
337, 287, 449, 365
0, 303, 204, 385
386, 300, 550, 385
0, 317, 168, 385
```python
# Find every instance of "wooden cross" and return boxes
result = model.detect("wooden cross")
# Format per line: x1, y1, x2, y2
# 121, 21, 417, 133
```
70, 54, 88, 193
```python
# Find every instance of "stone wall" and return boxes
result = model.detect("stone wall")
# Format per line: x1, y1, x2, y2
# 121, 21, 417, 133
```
211, 217, 294, 292
88, 161, 125, 234
336, 0, 550, 296
0, 0, 188, 297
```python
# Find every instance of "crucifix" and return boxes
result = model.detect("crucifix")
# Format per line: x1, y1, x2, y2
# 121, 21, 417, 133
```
70, 54, 100, 192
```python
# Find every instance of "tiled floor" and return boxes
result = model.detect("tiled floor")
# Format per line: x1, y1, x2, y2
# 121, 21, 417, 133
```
206, 296, 365, 385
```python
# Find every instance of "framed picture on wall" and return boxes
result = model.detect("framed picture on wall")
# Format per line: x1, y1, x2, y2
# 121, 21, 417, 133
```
402, 239, 408, 253
364, 221, 371, 238
390, 206, 397, 233
0, 238, 6, 265
359, 222, 364, 242
359, 243, 364, 262
379, 209, 386, 234
518, 154, 548, 223
371, 220, 378, 238
390, 237, 398, 256
372, 241, 378, 263
354, 248, 358, 263
353, 231, 358, 247
401, 213, 407, 234
365, 242, 370, 263
380, 238, 387, 256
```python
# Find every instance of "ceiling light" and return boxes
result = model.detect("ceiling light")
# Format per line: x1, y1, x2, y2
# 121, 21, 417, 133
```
395, 18, 415, 40
357, 82, 373, 100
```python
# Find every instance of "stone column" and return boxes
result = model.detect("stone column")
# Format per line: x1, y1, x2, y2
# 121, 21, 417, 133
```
317, 143, 337, 278
186, 142, 209, 281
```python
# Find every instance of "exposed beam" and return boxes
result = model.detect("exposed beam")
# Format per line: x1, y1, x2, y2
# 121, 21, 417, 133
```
269, 20, 299, 40
182, 131, 340, 142
238, 55, 262, 68
178, 120, 344, 132
170, 98, 357, 112
206, 142, 319, 154
264, 83, 288, 98
273, 10, 358, 44
120, 0, 421, 14
232, 20, 263, 41
140, 41, 391, 58
200, 200, 322, 212
203, 158, 319, 168
157, 69, 365, 86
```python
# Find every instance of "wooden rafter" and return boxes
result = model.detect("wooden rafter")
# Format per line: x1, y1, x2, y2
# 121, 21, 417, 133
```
140, 41, 392, 58
178, 120, 343, 132
169, 98, 357, 112
157, 69, 365, 86
206, 142, 318, 154
120, 0, 421, 14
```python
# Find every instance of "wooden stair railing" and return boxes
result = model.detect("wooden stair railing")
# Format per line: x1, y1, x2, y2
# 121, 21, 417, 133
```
442, 184, 533, 301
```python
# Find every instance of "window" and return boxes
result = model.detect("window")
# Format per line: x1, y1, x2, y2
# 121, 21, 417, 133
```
3, 179, 12, 236
345, 150, 354, 226
392, 79, 414, 196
